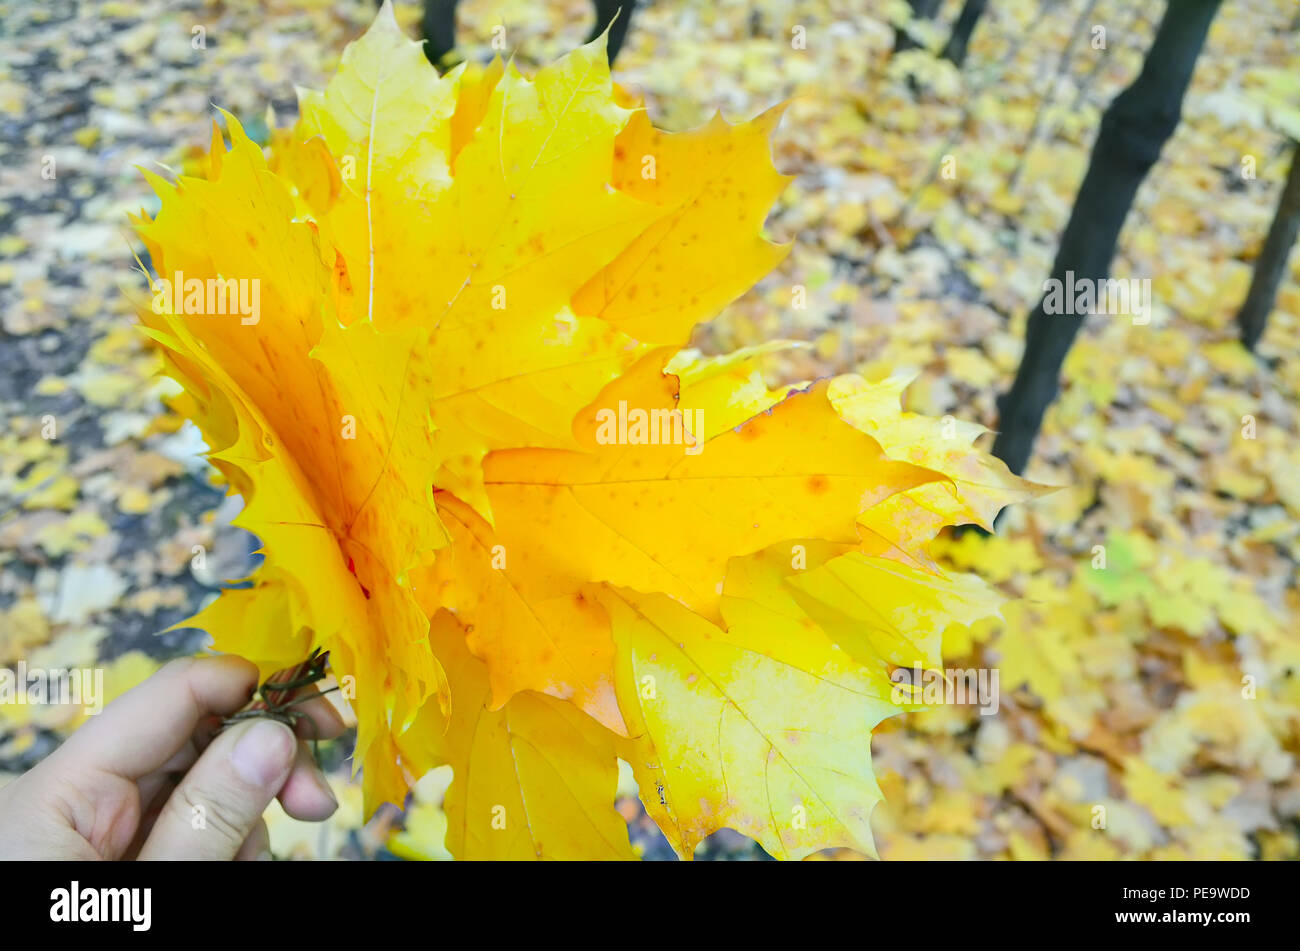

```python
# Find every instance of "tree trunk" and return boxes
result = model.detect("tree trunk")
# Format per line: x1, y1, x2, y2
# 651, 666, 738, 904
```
421, 0, 459, 69
895, 0, 944, 53
587, 0, 638, 65
991, 0, 1223, 475
1238, 142, 1300, 351
418, 0, 637, 69
942, 0, 990, 66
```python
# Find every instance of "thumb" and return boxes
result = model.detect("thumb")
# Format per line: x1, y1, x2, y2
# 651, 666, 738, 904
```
137, 718, 296, 860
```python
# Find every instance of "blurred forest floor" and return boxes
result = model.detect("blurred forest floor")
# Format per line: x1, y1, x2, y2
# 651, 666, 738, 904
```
1, 0, 1298, 860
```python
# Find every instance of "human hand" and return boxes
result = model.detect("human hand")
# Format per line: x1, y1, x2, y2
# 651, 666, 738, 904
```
0, 654, 345, 860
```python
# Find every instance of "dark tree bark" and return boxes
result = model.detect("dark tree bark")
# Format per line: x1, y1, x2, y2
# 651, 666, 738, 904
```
421, 0, 459, 69
895, 0, 944, 53
1238, 142, 1300, 350
941, 0, 990, 66
416, 0, 638, 70
992, 0, 1223, 475
587, 0, 638, 64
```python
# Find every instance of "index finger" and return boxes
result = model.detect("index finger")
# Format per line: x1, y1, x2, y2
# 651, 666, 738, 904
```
51, 655, 259, 781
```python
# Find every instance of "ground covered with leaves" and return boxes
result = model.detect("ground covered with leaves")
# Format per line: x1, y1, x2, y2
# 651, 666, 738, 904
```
1, 0, 1298, 860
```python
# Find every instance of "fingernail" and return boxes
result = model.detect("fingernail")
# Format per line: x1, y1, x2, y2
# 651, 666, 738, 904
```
255, 850, 274, 861
230, 720, 296, 787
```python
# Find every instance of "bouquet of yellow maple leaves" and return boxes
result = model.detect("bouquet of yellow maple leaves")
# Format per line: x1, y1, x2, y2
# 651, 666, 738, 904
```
130, 3, 1045, 859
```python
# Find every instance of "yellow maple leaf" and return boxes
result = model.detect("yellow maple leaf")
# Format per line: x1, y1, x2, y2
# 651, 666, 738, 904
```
601, 551, 900, 860
132, 2, 1043, 858
395, 612, 635, 860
